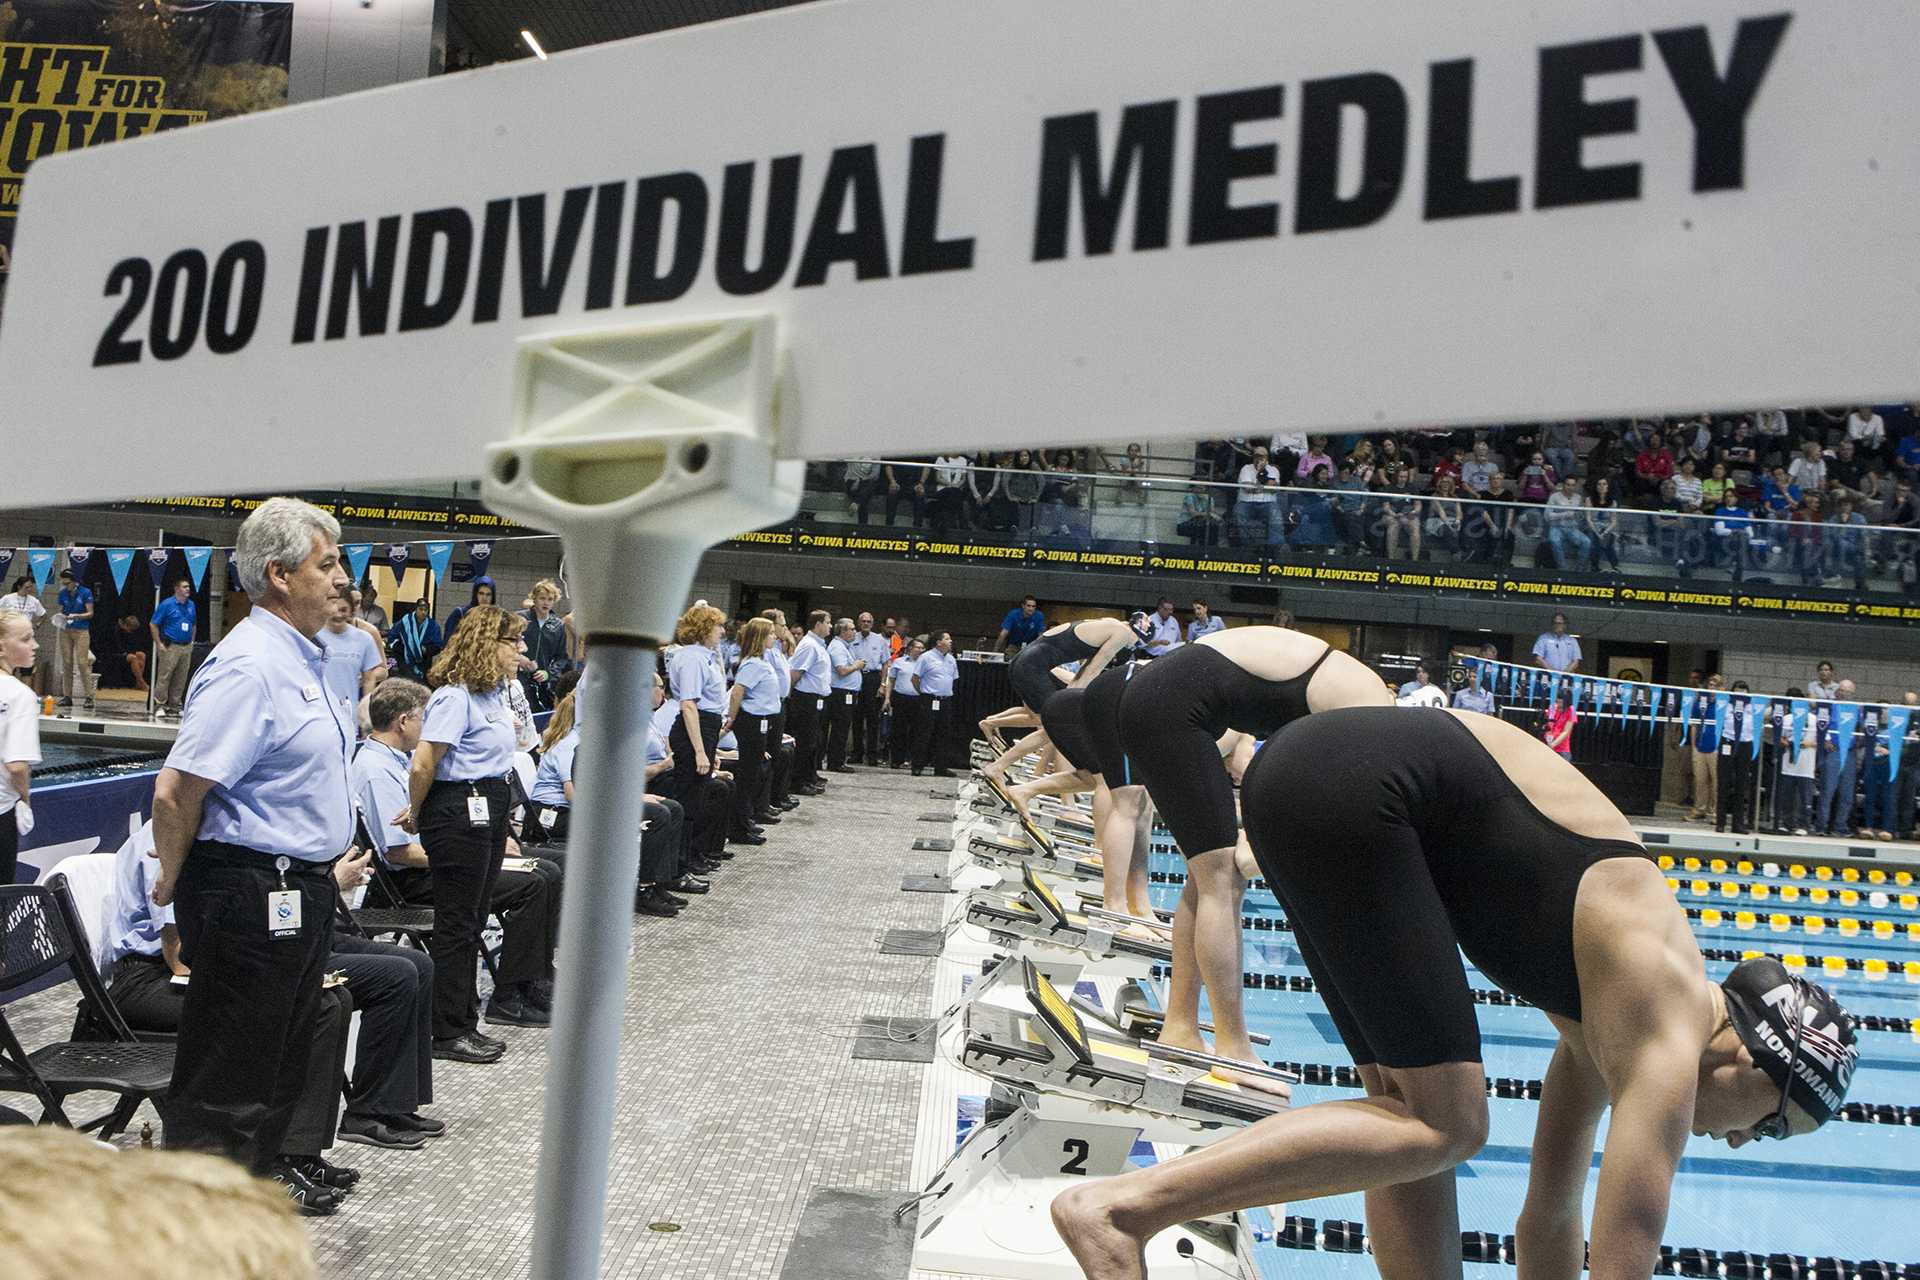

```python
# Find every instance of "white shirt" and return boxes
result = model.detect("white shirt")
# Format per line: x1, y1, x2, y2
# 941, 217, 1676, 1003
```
1398, 684, 1448, 709
1237, 462, 1280, 501
1846, 411, 1885, 449
1788, 454, 1826, 491
933, 456, 969, 488
0, 591, 46, 624
0, 673, 41, 814
1145, 614, 1183, 653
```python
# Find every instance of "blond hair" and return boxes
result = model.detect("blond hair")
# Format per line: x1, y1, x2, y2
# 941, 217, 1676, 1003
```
673, 604, 726, 647
529, 578, 561, 601
0, 611, 30, 643
541, 691, 577, 753
0, 1127, 316, 1280
428, 603, 523, 693
736, 616, 774, 660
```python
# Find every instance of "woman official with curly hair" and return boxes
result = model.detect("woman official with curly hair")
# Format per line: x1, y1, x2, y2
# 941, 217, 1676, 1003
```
401, 604, 526, 1060
667, 603, 761, 844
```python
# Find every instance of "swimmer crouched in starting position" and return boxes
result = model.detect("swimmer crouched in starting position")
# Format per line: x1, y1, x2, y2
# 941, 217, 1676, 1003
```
1054, 706, 1858, 1280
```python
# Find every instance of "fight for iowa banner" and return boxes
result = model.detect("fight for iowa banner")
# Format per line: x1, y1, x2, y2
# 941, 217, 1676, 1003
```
0, 0, 292, 309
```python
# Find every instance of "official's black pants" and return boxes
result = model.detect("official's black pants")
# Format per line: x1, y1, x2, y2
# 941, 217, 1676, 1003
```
766, 711, 792, 803
160, 841, 335, 1173
668, 708, 723, 798
787, 694, 824, 786
826, 688, 857, 769
889, 697, 922, 767
854, 671, 884, 763
331, 933, 434, 1121
0, 807, 16, 886
641, 797, 684, 885
419, 777, 510, 1042
732, 711, 772, 821
913, 692, 949, 772
490, 856, 560, 989
1718, 746, 1758, 834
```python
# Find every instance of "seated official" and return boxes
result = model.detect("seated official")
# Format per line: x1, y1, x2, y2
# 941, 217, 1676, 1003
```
350, 679, 560, 1047
649, 674, 742, 857
105, 822, 355, 1213
528, 690, 704, 914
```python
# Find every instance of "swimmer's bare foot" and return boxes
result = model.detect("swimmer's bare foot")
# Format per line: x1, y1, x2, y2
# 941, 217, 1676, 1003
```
1213, 1051, 1294, 1101
1051, 1183, 1147, 1280
1115, 923, 1165, 944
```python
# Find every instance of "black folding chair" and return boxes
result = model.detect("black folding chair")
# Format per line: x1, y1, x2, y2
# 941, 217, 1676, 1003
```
358, 839, 499, 981
0, 880, 174, 1138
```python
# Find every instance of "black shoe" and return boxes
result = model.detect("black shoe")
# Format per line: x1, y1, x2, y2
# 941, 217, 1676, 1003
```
776, 797, 801, 810
524, 978, 554, 1012
753, 810, 782, 825
486, 995, 551, 1027
338, 1113, 428, 1149
912, 768, 924, 776
269, 1161, 343, 1216
863, 757, 881, 767
930, 768, 954, 778
705, 847, 736, 861
686, 857, 722, 875
289, 1154, 362, 1191
729, 829, 767, 846
670, 874, 710, 894
469, 1027, 506, 1052
386, 1112, 447, 1139
828, 765, 855, 774
635, 890, 681, 917
656, 889, 690, 908
432, 1033, 503, 1064
796, 783, 825, 796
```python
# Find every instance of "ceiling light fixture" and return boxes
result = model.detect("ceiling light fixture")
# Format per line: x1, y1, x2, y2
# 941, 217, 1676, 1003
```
521, 29, 548, 60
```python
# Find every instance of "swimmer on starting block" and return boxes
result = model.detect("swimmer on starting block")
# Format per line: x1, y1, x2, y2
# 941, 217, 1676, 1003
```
1116, 626, 1391, 1097
1053, 706, 1859, 1280
977, 617, 1136, 804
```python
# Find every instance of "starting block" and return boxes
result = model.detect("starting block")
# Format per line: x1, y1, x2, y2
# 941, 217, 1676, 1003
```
912, 958, 1289, 1279
965, 827, 1105, 891
957, 865, 1173, 983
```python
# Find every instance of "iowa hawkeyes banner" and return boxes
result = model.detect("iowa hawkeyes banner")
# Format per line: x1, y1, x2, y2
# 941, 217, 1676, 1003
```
0, 0, 292, 312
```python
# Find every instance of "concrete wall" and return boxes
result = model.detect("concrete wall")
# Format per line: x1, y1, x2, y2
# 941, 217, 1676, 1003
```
289, 0, 443, 104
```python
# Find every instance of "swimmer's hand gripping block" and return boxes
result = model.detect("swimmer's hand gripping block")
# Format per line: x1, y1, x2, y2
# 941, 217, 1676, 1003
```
482, 315, 805, 641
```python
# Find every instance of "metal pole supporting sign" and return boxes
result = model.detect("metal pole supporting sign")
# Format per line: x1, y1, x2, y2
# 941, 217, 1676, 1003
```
481, 315, 803, 1278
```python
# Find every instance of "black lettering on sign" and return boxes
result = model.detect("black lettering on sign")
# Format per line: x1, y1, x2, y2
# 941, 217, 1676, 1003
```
398, 207, 473, 333
1188, 85, 1282, 247
1424, 59, 1522, 220
795, 143, 890, 287
1652, 14, 1792, 193
1060, 1137, 1090, 1176
626, 172, 708, 305
1032, 100, 1178, 261
900, 133, 974, 276
1296, 72, 1408, 233
516, 186, 592, 317
92, 256, 151, 367
324, 215, 401, 340
716, 154, 801, 296
205, 240, 265, 355
291, 226, 328, 344
583, 180, 626, 311
1535, 35, 1642, 209
472, 196, 514, 324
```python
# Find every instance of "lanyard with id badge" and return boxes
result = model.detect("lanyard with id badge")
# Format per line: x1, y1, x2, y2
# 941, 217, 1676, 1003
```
268, 856, 303, 939
468, 783, 492, 827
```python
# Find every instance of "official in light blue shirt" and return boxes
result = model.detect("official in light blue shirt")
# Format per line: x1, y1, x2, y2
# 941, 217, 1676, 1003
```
914, 646, 958, 699
1186, 607, 1225, 644
1531, 612, 1582, 673
1145, 607, 1183, 654
530, 729, 576, 808
792, 631, 832, 697
317, 616, 382, 711
351, 735, 415, 861
166, 605, 356, 862
854, 628, 891, 672
887, 652, 920, 698
828, 636, 863, 693
766, 642, 792, 705
649, 700, 678, 761
106, 821, 170, 967
152, 592, 196, 645
421, 683, 517, 781
668, 643, 727, 713
734, 654, 784, 716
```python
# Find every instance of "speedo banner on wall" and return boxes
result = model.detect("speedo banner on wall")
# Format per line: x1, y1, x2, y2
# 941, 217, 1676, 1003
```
0, 0, 292, 311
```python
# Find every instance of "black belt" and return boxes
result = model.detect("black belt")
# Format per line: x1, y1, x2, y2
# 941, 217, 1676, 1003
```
190, 839, 336, 875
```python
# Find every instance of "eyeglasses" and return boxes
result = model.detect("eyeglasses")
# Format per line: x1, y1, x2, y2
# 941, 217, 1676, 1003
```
1750, 991, 1804, 1142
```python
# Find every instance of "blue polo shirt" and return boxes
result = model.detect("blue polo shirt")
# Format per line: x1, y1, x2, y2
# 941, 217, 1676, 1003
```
888, 655, 920, 697
667, 644, 727, 714
165, 606, 355, 862
1186, 616, 1225, 643
421, 683, 517, 781
734, 656, 783, 716
531, 730, 576, 807
58, 585, 93, 631
791, 634, 832, 697
349, 737, 415, 861
915, 650, 958, 698
1531, 632, 1582, 672
316, 624, 381, 710
1001, 607, 1046, 646
105, 822, 171, 966
828, 637, 863, 693
152, 596, 196, 645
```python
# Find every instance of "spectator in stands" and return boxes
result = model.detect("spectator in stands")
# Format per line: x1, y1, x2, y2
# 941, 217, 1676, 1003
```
1825, 439, 1865, 502
1788, 439, 1827, 493
1516, 450, 1557, 503
1544, 475, 1590, 569
442, 578, 495, 641
1672, 457, 1705, 509
1846, 405, 1887, 457
1423, 473, 1464, 560
929, 454, 971, 533
356, 582, 389, 635
1451, 660, 1496, 715
1717, 420, 1758, 478
1107, 442, 1150, 507
148, 498, 351, 1184
1543, 688, 1577, 756
1295, 436, 1335, 482
1289, 464, 1337, 548
1345, 439, 1378, 487
1632, 435, 1676, 502
842, 457, 881, 523
54, 566, 95, 710
1429, 443, 1464, 489
151, 578, 197, 717
1542, 420, 1578, 481
883, 458, 931, 528
994, 595, 1047, 652
1177, 484, 1223, 547
1144, 598, 1182, 655
1004, 450, 1043, 534
1882, 478, 1919, 586
317, 593, 384, 714
1532, 611, 1581, 673
972, 453, 1015, 531
1894, 429, 1920, 483
1809, 661, 1839, 701
1710, 492, 1752, 580
1463, 471, 1516, 564
389, 596, 440, 683
1773, 689, 1816, 836
1585, 476, 1624, 571
1699, 460, 1731, 510
1789, 491, 1827, 584
0, 611, 39, 886
1186, 599, 1225, 643
1040, 450, 1087, 538
1459, 440, 1498, 496
1752, 407, 1792, 468
1827, 495, 1869, 588
1235, 445, 1282, 545
1811, 678, 1860, 837
1381, 465, 1422, 560
1332, 463, 1371, 550
1761, 465, 1803, 516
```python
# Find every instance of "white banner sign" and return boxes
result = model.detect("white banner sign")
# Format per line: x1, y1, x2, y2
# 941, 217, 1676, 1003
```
1, 0, 1917, 504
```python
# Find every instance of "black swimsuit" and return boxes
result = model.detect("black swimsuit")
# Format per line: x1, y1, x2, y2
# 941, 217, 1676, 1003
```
1039, 687, 1100, 775
1080, 660, 1143, 792
1008, 625, 1103, 714
1241, 707, 1646, 1069
1118, 643, 1332, 856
